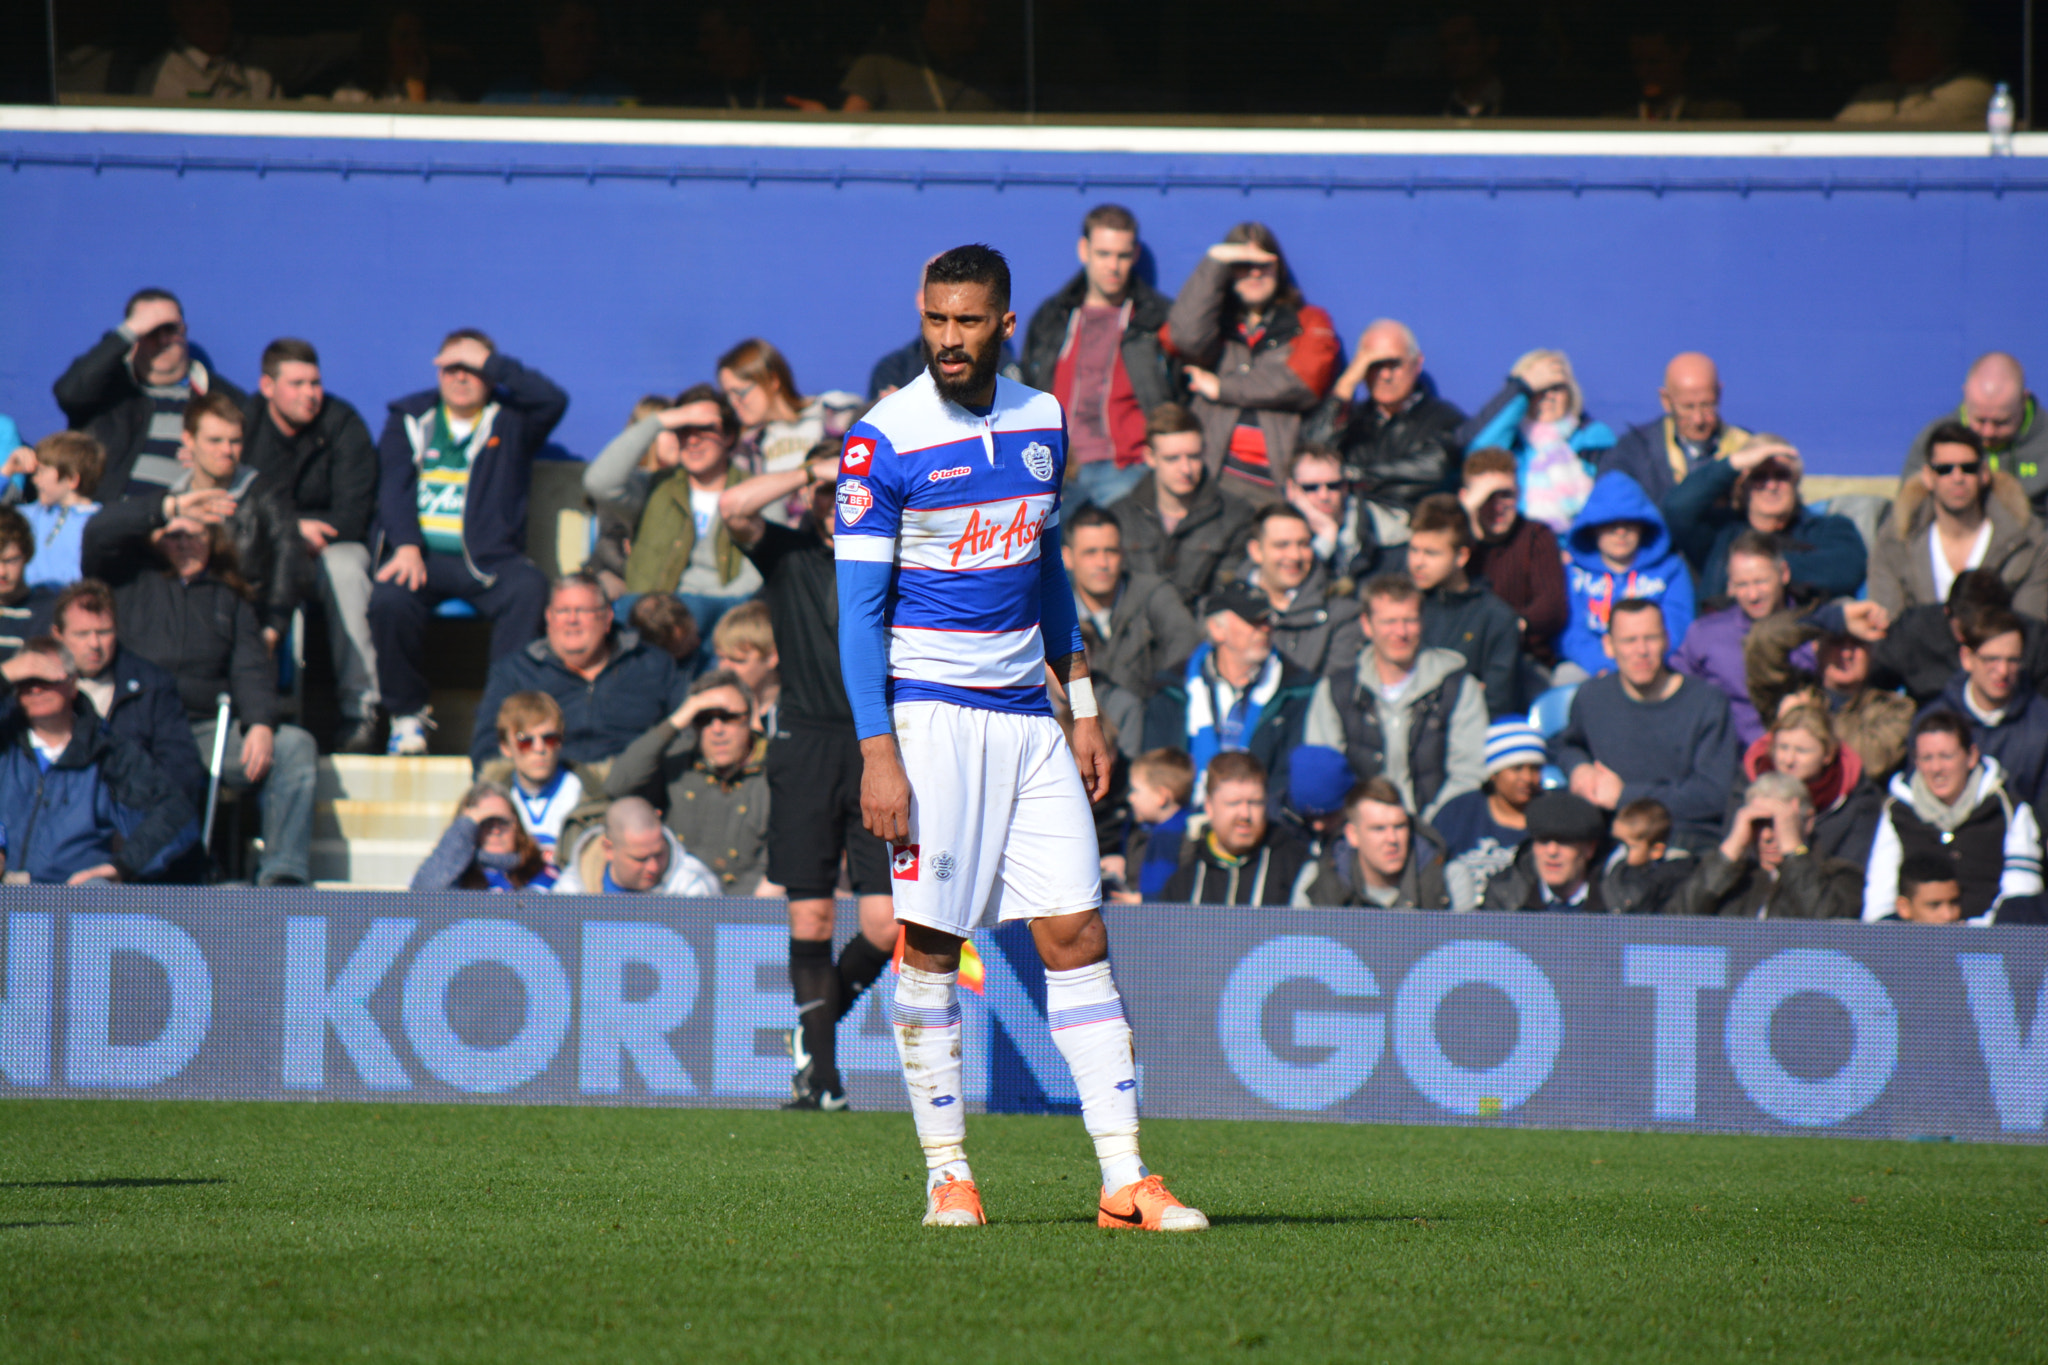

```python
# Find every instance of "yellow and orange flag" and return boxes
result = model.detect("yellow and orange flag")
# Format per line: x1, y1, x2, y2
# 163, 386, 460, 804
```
891, 925, 986, 995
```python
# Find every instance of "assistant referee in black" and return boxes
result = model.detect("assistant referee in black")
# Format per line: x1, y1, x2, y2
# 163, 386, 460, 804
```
720, 447, 896, 1109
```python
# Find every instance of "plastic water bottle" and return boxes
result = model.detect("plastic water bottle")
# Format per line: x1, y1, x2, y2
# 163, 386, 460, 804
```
1989, 82, 2015, 156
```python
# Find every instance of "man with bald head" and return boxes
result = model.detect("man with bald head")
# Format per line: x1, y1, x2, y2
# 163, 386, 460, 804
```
1902, 354, 2048, 520
554, 795, 720, 895
1333, 318, 1466, 513
1601, 352, 1752, 505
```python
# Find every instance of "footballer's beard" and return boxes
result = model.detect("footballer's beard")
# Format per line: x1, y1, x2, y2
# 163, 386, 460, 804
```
927, 332, 1004, 406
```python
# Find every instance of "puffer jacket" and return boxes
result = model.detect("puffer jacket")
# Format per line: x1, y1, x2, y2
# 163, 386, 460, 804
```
1560, 471, 1695, 677
82, 495, 279, 728
0, 694, 198, 883
1110, 472, 1257, 607
1162, 255, 1341, 495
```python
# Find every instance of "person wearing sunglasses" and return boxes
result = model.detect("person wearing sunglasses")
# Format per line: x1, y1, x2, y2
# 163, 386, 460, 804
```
369, 326, 567, 756
1871, 421, 2048, 622
478, 690, 608, 867
606, 668, 770, 895
1900, 353, 2048, 522
1162, 222, 1340, 502
0, 635, 198, 885
53, 287, 250, 504
409, 781, 557, 893
1660, 433, 1866, 603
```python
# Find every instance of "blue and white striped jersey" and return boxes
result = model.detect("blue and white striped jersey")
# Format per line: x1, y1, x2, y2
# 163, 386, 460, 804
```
833, 370, 1072, 721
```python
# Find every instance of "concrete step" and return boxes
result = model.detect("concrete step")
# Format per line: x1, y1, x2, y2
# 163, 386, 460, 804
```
309, 836, 439, 889
316, 799, 460, 841
316, 754, 474, 805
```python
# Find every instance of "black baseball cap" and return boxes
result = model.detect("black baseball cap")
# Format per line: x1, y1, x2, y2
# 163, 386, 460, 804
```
1204, 584, 1277, 626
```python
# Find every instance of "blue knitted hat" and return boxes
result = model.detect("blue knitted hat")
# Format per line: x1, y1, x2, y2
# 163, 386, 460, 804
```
1483, 718, 1548, 779
1287, 745, 1355, 816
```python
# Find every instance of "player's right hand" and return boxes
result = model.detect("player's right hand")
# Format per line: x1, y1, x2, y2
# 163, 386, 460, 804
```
857, 735, 913, 845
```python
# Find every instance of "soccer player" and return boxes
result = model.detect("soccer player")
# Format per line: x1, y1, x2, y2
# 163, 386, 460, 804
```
835, 244, 1206, 1233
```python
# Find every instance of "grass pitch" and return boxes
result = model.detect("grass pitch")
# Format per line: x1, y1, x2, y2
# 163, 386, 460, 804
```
2, 1102, 2044, 1363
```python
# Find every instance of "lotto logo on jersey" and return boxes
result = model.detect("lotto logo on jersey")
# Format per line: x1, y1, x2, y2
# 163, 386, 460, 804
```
842, 438, 874, 475
946, 501, 1049, 568
891, 844, 920, 880
837, 479, 873, 525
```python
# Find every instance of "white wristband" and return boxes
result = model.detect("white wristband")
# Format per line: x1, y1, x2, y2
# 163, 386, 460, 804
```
1066, 676, 1098, 719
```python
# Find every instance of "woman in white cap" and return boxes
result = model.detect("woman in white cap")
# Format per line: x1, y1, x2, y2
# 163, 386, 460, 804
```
1432, 717, 1549, 910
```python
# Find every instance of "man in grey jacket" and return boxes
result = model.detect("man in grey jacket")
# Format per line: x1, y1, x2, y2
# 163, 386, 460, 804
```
1302, 573, 1487, 823
1064, 503, 1199, 701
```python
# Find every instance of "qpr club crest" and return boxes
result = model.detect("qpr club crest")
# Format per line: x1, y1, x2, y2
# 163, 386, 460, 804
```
1020, 441, 1055, 482
931, 851, 956, 881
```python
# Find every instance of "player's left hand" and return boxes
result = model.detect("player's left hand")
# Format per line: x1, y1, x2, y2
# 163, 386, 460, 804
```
1069, 716, 1114, 804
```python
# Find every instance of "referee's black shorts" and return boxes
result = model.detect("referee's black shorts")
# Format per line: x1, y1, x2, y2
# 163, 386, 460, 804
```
765, 722, 892, 899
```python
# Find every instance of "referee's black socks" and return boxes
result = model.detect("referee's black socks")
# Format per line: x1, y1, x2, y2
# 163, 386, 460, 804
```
835, 934, 892, 1022
789, 938, 841, 1088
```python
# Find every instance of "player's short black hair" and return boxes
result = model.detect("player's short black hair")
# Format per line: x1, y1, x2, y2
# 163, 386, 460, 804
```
924, 244, 1011, 314
1898, 852, 1961, 898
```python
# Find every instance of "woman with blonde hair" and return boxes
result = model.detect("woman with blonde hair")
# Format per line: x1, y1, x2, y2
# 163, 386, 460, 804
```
1459, 348, 1616, 533
1731, 700, 1882, 864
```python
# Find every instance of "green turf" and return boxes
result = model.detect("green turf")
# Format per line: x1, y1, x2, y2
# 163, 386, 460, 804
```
1, 1102, 2044, 1363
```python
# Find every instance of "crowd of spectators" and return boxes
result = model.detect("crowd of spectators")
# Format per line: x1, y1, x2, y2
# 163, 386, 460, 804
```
4, 196, 2048, 934
51, 0, 2021, 125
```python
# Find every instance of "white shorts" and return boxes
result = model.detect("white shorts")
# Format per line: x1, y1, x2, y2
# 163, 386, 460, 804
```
888, 699, 1103, 936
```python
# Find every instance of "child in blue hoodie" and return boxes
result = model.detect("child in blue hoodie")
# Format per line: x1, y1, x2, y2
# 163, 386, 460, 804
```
1561, 471, 1694, 678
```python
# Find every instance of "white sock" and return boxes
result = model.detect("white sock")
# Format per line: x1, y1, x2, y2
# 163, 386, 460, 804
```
892, 964, 971, 1190
1045, 961, 1147, 1192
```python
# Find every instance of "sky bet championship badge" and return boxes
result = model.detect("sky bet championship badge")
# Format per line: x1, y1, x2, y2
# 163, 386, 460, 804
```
836, 479, 872, 525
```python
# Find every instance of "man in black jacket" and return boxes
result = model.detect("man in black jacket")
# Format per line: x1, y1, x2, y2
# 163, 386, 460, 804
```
369, 328, 565, 754
1111, 402, 1256, 608
1480, 793, 1611, 911
52, 288, 248, 502
1331, 319, 1465, 514
1020, 204, 1176, 509
243, 338, 383, 751
1064, 503, 1199, 701
82, 491, 317, 885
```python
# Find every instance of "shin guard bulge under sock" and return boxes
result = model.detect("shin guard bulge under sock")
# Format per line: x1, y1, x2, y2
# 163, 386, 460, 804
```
892, 964, 969, 1186
1044, 960, 1146, 1191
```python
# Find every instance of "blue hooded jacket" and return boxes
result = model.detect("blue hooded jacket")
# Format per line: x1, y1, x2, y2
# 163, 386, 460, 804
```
1561, 472, 1696, 677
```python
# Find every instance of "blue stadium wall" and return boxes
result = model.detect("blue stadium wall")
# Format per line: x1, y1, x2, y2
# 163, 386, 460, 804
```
2, 108, 2046, 477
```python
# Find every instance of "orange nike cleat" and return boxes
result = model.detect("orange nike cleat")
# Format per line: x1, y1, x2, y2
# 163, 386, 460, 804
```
1097, 1174, 1209, 1232
923, 1175, 987, 1227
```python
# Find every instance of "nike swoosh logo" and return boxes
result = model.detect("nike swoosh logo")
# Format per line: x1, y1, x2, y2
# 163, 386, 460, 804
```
1099, 1204, 1144, 1226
